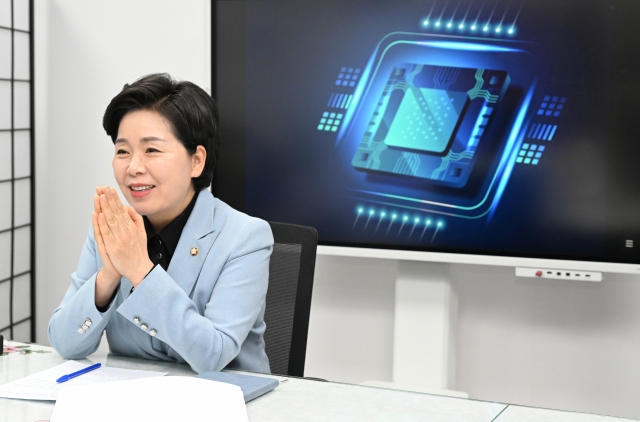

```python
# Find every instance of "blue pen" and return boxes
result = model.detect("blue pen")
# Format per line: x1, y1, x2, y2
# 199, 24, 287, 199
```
56, 363, 102, 383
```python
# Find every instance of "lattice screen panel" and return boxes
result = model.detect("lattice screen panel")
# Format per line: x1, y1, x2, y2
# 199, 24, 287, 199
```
0, 0, 34, 342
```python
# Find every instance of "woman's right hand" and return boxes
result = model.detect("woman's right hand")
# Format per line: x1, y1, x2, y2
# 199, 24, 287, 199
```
93, 186, 122, 307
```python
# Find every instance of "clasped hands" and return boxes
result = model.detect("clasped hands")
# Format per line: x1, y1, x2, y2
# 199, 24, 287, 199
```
93, 186, 154, 307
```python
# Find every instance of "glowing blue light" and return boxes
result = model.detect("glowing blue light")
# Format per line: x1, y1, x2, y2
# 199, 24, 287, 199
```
381, 212, 386, 217
423, 20, 429, 26
435, 21, 441, 27
437, 222, 443, 227
403, 216, 408, 221
392, 214, 397, 219
459, 23, 464, 29
414, 218, 420, 223
417, 41, 522, 53
369, 210, 374, 215
495, 27, 502, 33
447, 22, 453, 28
508, 27, 514, 34
426, 220, 431, 225
471, 25, 477, 30
483, 26, 489, 32
337, 51, 372, 143
357, 208, 363, 214
488, 82, 537, 220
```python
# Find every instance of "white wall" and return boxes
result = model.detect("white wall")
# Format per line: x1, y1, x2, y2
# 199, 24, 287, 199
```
34, 2, 640, 420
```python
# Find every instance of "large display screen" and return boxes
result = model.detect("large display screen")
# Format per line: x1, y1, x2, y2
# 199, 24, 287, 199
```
213, 0, 640, 265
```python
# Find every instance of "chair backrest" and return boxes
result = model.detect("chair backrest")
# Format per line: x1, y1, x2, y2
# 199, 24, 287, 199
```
264, 222, 318, 377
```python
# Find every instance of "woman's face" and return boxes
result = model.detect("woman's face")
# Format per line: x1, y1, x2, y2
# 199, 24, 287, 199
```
112, 109, 205, 230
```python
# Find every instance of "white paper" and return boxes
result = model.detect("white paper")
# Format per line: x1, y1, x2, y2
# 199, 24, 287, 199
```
0, 360, 167, 401
51, 376, 248, 422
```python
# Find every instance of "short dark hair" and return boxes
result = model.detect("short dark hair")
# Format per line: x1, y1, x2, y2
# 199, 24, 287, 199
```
103, 73, 219, 192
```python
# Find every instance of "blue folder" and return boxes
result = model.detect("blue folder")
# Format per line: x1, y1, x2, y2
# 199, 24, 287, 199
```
195, 371, 279, 402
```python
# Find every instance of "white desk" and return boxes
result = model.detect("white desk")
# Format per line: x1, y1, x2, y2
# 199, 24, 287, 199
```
494, 405, 636, 422
0, 342, 634, 422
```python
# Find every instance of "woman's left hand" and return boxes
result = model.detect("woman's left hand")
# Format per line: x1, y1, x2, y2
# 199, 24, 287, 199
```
97, 187, 154, 287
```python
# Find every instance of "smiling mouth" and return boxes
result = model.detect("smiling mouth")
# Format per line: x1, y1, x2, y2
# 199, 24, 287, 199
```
130, 185, 155, 192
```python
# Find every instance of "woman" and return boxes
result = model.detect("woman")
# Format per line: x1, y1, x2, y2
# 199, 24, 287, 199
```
48, 74, 273, 374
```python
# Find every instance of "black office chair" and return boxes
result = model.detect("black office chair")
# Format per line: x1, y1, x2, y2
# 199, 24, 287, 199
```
263, 222, 318, 377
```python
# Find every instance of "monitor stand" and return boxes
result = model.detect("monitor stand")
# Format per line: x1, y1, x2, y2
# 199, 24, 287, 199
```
362, 261, 467, 398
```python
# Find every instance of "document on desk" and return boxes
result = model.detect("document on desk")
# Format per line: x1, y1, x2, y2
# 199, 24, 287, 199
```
51, 376, 248, 422
0, 360, 166, 401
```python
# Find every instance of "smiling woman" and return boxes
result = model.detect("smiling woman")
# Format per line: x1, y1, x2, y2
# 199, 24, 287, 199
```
47, 74, 274, 374
112, 109, 205, 233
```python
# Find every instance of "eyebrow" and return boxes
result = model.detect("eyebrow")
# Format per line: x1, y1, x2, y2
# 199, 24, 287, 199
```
115, 136, 167, 144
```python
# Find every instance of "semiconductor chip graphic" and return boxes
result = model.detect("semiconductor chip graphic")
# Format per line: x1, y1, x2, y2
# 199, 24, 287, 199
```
351, 63, 510, 188
384, 87, 469, 154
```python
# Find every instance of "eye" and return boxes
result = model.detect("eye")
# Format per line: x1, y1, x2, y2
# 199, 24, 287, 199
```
115, 148, 129, 155
146, 147, 161, 153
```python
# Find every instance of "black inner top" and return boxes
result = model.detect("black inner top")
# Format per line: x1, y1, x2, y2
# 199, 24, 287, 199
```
143, 192, 199, 272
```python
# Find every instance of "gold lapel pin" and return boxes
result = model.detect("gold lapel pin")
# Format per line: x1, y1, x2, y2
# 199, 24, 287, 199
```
190, 247, 199, 256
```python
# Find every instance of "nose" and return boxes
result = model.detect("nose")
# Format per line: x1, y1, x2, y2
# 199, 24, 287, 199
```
127, 151, 146, 176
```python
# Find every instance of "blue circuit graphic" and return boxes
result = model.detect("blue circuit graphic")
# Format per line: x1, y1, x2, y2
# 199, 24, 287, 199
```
241, 0, 612, 257
329, 32, 539, 222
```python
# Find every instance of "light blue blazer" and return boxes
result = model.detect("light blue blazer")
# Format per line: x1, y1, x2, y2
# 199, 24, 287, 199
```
48, 190, 273, 374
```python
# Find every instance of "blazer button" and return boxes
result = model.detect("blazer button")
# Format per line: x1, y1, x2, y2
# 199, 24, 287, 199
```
84, 318, 92, 327
133, 317, 140, 325
190, 247, 198, 256
140, 324, 148, 331
149, 329, 157, 337
77, 328, 86, 334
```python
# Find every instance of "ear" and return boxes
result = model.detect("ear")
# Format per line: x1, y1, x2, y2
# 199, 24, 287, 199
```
191, 145, 207, 178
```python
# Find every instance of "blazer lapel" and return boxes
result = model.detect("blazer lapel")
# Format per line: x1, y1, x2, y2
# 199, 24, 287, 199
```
167, 190, 220, 297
